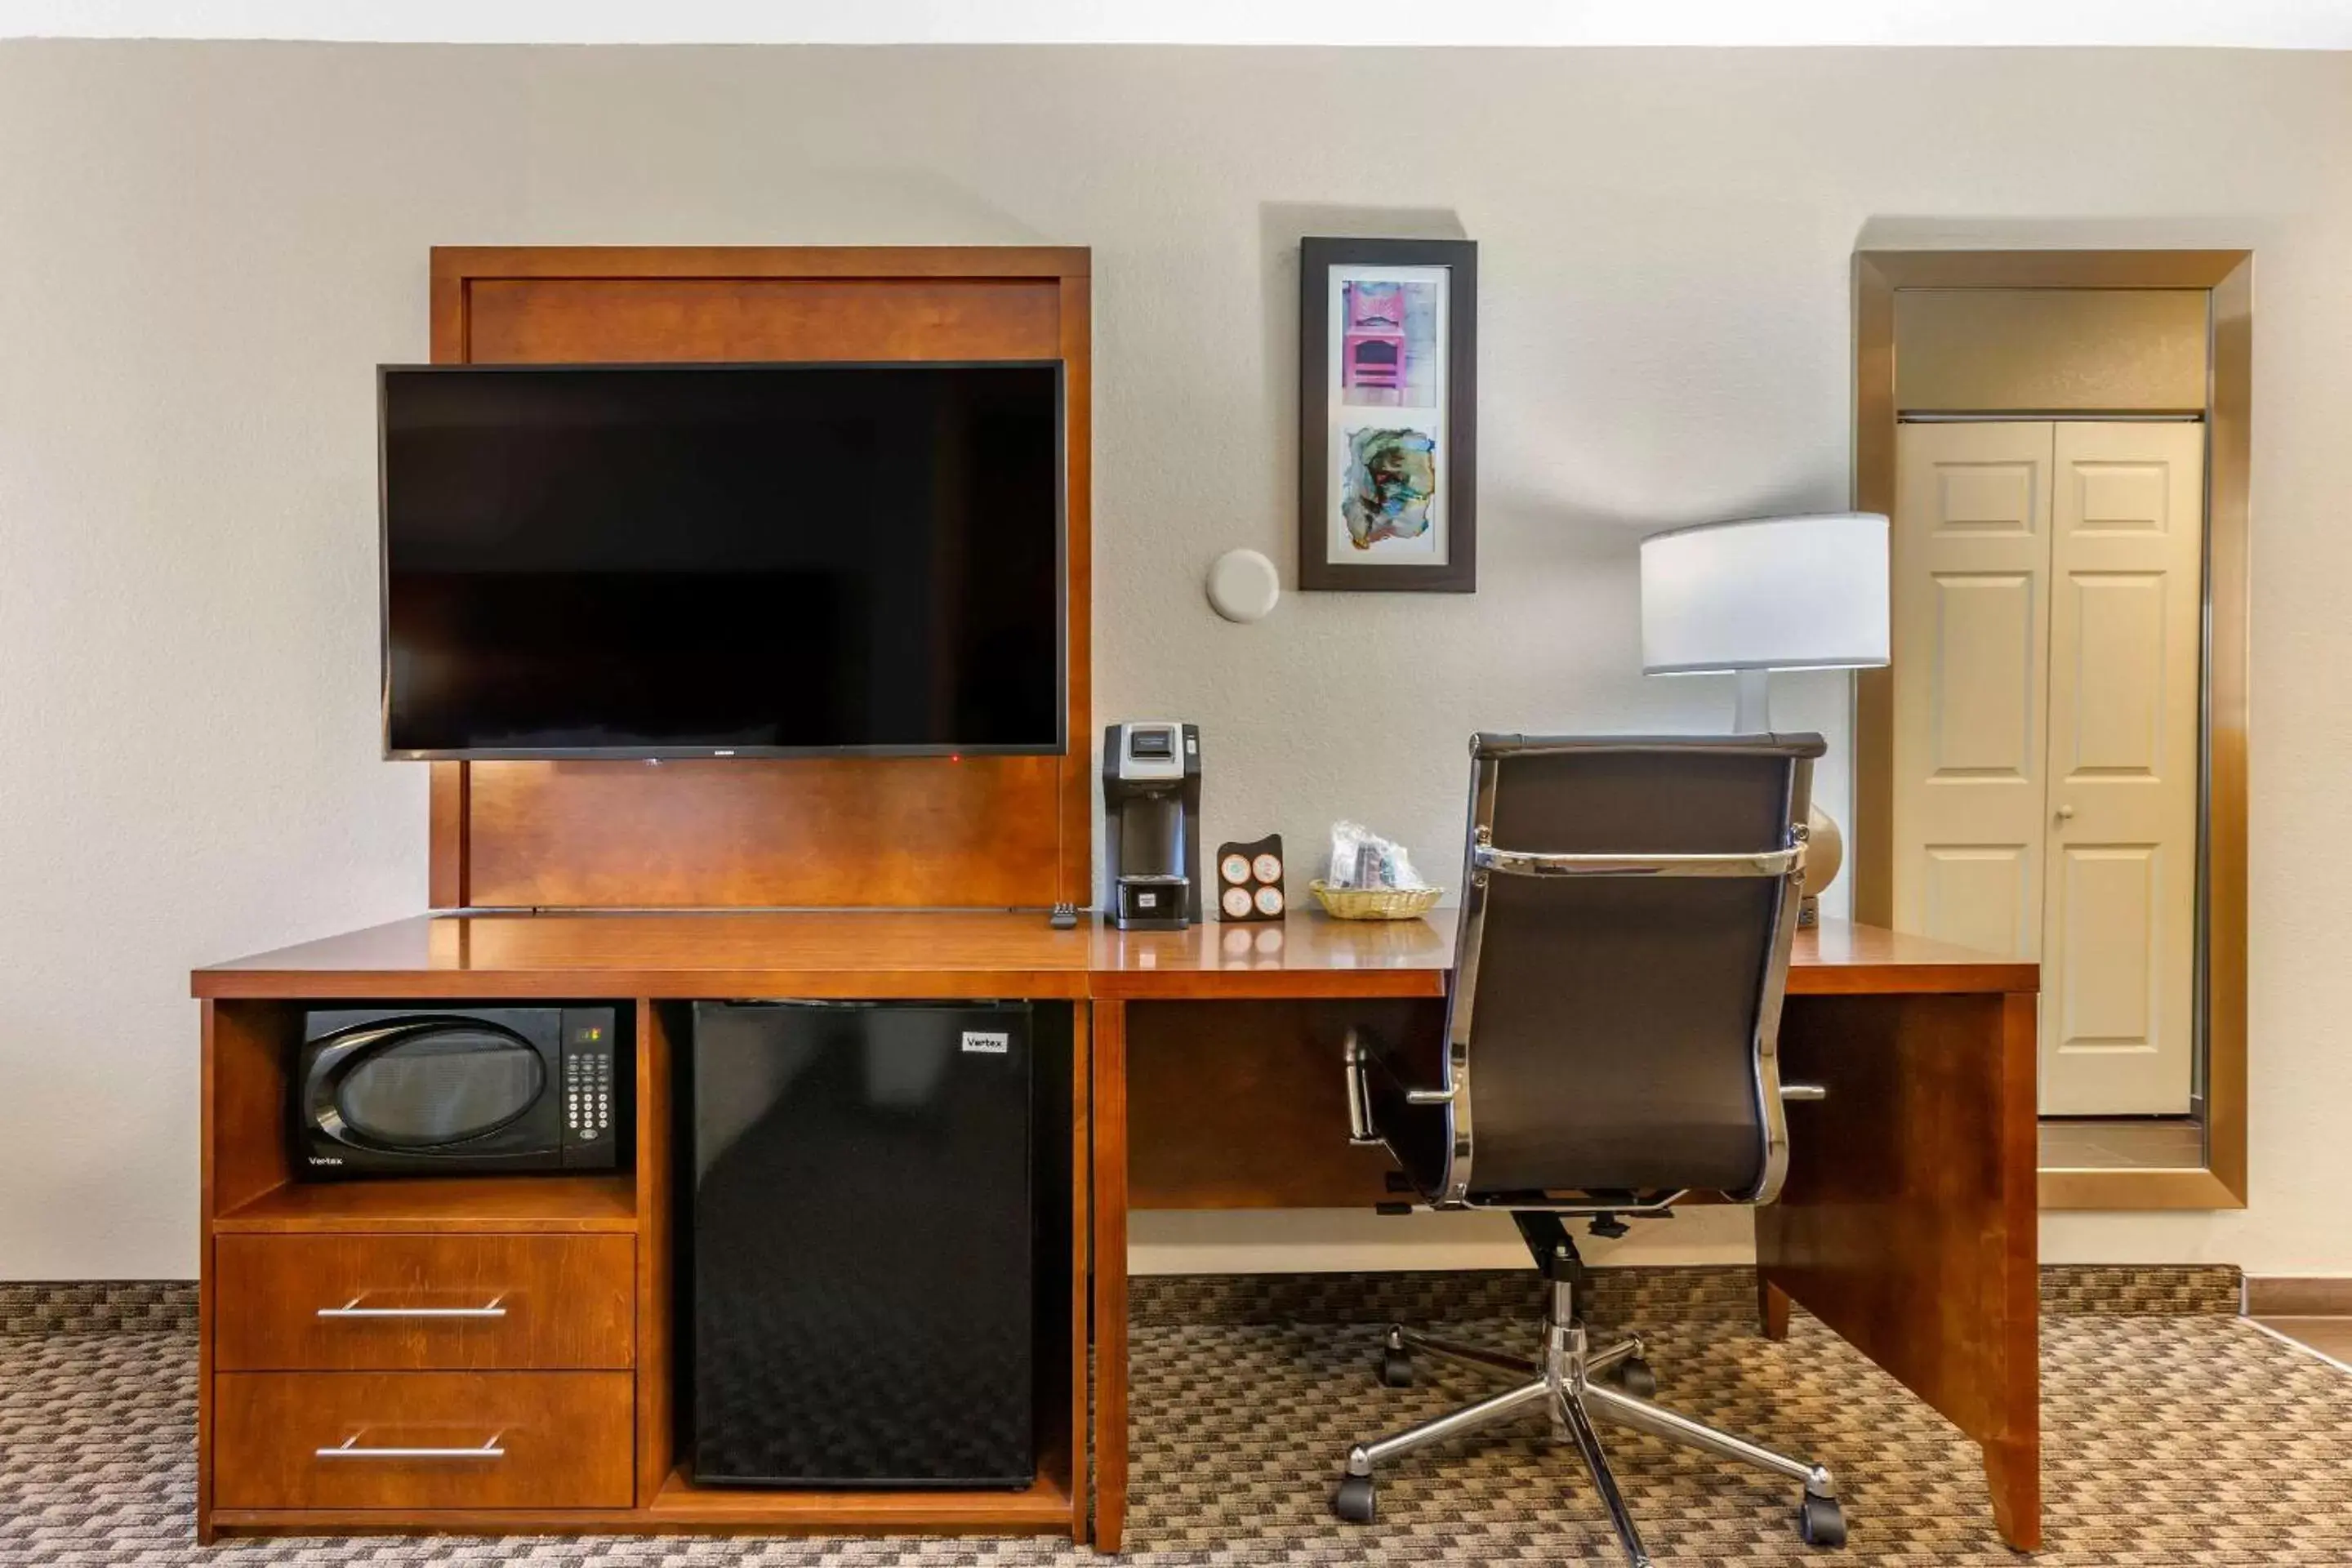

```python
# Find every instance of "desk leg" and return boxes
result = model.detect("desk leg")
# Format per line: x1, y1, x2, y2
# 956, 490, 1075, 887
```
1757, 1276, 1791, 1342
1070, 1000, 1095, 1545
1757, 989, 2041, 1552
1091, 999, 1130, 1554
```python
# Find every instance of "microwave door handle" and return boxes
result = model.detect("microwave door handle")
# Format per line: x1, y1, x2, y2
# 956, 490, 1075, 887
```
304, 1023, 424, 1136
308, 1024, 420, 1080
316, 1294, 508, 1320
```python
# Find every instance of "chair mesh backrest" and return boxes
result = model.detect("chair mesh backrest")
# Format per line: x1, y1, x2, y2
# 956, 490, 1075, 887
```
1449, 736, 1820, 1200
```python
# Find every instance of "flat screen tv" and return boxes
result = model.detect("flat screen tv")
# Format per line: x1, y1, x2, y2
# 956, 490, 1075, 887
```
379, 361, 1064, 759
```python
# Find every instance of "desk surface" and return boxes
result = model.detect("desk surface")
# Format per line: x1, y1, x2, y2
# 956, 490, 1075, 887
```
193, 910, 2034, 1000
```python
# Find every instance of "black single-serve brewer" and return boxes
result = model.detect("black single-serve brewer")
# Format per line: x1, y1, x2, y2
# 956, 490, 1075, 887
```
1102, 722, 1201, 929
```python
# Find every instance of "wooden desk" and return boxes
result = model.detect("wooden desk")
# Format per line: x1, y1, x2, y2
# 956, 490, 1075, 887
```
1086, 912, 2042, 1554
194, 910, 2038, 1552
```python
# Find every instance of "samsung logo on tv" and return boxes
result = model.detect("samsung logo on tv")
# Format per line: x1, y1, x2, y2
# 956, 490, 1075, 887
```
961, 1031, 1010, 1055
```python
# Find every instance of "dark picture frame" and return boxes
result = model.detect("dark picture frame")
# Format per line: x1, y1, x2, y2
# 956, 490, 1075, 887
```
1297, 236, 1477, 593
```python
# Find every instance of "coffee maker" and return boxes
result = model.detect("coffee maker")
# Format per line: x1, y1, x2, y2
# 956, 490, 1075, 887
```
1102, 722, 1201, 929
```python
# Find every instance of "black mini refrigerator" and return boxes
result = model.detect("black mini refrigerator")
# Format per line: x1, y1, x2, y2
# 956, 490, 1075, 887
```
687, 1001, 1035, 1488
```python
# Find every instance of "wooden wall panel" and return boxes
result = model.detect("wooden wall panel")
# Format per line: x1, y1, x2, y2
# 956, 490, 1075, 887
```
465, 278, 1060, 363
465, 757, 1064, 910
428, 764, 469, 909
425, 247, 1091, 910
1055, 274, 1094, 908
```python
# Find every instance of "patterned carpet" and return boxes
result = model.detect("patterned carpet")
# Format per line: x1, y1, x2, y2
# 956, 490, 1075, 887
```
4, 1289, 2350, 1564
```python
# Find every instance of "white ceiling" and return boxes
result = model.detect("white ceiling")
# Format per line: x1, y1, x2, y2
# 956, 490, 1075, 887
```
9, 0, 2352, 48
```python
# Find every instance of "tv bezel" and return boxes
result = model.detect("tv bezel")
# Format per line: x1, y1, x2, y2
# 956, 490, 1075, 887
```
376, 359, 1070, 763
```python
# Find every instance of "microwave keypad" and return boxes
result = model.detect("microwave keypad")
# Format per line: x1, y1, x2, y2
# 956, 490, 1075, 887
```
565, 1053, 612, 1138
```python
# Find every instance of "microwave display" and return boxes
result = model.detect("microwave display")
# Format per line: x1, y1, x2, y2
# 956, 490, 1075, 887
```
296, 1005, 621, 1178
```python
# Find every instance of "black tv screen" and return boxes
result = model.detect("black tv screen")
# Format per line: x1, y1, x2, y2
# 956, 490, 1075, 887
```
379, 362, 1064, 758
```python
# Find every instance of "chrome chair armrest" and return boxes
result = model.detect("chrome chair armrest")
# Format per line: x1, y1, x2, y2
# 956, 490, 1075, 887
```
1472, 843, 1805, 880
1344, 1027, 1455, 1147
1343, 1028, 1380, 1145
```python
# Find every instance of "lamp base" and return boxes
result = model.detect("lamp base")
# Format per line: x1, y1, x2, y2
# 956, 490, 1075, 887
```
1799, 802, 1844, 928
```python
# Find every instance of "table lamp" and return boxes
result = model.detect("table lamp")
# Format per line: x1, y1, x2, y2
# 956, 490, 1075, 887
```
1639, 511, 1890, 923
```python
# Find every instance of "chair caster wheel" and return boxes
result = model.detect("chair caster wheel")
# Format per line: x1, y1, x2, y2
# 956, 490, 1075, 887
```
1608, 1355, 1656, 1400
1332, 1473, 1377, 1524
1379, 1347, 1414, 1388
1797, 1493, 1846, 1548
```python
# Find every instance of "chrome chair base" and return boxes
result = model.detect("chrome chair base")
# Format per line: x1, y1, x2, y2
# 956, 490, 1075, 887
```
1331, 1273, 1846, 1565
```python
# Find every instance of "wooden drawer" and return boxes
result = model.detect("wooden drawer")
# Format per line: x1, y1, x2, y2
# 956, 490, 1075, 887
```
213, 1370, 634, 1510
214, 1233, 633, 1371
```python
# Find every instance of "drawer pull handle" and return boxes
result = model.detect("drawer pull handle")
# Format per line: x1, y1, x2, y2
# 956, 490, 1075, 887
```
316, 1295, 508, 1321
315, 1433, 506, 1461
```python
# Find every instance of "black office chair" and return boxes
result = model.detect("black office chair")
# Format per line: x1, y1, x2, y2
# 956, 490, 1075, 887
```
1335, 733, 1842, 1566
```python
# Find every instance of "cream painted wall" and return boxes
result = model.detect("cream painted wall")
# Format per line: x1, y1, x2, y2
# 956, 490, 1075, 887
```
0, 42, 2344, 1279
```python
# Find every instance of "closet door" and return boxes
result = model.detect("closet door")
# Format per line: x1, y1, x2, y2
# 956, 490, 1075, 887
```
1891, 422, 2055, 962
2038, 422, 2204, 1115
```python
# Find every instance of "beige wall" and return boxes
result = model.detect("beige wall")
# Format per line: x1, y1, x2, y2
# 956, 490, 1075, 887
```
0, 42, 2345, 1277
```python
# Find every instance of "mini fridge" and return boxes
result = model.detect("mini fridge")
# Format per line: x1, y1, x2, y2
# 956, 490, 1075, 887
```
687, 1001, 1035, 1488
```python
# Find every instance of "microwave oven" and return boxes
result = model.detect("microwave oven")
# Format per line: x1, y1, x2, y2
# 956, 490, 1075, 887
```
296, 1005, 621, 1178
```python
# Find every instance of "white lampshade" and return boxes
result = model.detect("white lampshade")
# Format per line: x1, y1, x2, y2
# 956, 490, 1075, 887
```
1640, 513, 1891, 676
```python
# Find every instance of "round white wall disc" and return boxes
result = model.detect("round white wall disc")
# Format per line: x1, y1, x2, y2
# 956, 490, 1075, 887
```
1206, 548, 1281, 623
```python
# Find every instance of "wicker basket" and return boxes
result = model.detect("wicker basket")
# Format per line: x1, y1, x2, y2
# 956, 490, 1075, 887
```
1309, 880, 1443, 920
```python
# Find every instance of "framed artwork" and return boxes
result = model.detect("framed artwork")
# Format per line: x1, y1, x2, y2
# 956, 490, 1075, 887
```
1297, 236, 1477, 593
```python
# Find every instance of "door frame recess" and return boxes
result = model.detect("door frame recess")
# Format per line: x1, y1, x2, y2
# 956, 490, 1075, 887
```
1851, 249, 2250, 1211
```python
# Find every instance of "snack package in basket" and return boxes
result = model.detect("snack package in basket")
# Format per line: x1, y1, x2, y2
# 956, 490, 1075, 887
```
1325, 822, 1430, 892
